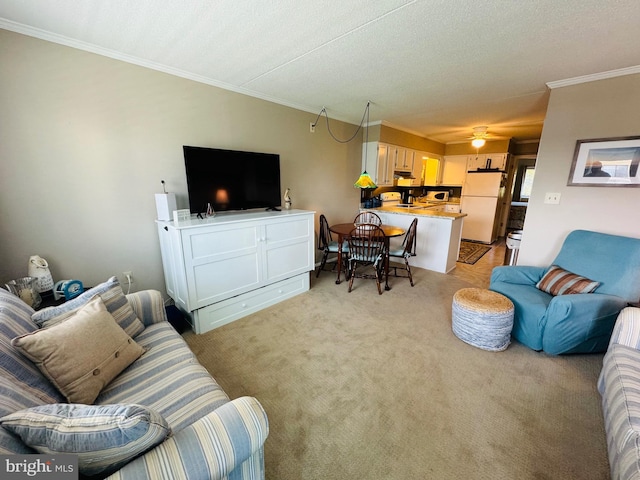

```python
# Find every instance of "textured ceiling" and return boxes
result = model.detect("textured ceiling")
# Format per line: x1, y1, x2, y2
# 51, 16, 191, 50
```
2, 0, 640, 144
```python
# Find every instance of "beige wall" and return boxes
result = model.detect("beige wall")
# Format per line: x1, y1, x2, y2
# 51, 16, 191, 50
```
444, 139, 512, 155
0, 30, 362, 293
518, 73, 640, 265
379, 124, 445, 155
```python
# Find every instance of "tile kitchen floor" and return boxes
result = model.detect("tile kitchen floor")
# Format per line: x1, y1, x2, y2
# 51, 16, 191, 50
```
448, 237, 507, 288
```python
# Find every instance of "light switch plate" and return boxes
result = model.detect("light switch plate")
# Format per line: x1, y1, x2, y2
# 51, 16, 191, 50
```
544, 192, 561, 204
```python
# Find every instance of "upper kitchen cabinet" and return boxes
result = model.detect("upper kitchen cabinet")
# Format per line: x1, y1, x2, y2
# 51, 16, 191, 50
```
467, 153, 508, 171
442, 155, 468, 186
362, 142, 394, 186
391, 146, 414, 172
489, 153, 508, 170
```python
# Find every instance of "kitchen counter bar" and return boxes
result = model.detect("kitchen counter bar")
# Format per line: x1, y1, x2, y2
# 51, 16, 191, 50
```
361, 206, 466, 273
369, 205, 465, 219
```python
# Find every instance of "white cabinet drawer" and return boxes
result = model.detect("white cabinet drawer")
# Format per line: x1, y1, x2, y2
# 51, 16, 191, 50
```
192, 273, 310, 334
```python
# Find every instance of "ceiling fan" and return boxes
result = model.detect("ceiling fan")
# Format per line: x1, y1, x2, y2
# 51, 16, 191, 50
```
469, 126, 489, 148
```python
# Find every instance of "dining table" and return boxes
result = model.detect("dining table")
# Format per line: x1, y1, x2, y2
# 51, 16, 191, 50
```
329, 223, 406, 290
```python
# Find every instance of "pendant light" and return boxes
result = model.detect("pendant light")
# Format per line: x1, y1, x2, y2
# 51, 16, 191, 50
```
354, 101, 377, 189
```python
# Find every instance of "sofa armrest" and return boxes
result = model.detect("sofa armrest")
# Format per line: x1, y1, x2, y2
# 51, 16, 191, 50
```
106, 396, 269, 480
608, 306, 640, 350
490, 265, 546, 286
126, 290, 168, 327
541, 293, 630, 354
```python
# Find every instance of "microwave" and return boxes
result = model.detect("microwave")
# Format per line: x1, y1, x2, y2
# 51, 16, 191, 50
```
425, 191, 449, 202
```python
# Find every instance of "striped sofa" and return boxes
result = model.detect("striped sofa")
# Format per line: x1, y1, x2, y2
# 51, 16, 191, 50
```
0, 286, 269, 479
598, 307, 640, 480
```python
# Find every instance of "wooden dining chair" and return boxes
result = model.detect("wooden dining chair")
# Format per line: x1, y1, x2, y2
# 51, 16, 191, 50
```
353, 211, 382, 226
388, 217, 418, 286
316, 214, 348, 277
345, 224, 387, 294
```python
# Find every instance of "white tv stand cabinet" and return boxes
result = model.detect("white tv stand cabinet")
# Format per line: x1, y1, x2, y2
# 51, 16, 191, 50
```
156, 209, 315, 334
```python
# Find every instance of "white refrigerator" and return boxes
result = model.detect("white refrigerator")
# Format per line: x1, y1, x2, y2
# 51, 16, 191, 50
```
460, 172, 505, 243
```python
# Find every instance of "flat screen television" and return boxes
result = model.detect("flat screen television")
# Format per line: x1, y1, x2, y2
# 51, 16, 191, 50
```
183, 146, 282, 214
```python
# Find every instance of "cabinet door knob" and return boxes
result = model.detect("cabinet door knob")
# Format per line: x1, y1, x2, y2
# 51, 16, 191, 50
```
164, 226, 168, 231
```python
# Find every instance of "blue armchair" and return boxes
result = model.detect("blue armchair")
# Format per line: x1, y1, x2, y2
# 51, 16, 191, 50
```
490, 230, 640, 354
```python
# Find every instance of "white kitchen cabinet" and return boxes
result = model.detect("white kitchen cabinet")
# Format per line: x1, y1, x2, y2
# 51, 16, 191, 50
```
362, 142, 394, 186
423, 203, 461, 213
157, 210, 315, 333
408, 150, 421, 186
442, 155, 468, 185
391, 146, 414, 172
467, 154, 485, 171
467, 153, 508, 171
487, 153, 508, 170
363, 142, 444, 187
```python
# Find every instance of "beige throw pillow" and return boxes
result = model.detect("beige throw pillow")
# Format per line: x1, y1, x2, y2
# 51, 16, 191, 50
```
12, 296, 145, 404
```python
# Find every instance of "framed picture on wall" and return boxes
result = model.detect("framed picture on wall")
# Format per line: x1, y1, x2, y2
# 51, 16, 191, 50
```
567, 136, 640, 187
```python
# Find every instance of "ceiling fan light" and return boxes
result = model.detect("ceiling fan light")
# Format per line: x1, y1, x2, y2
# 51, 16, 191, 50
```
471, 138, 486, 148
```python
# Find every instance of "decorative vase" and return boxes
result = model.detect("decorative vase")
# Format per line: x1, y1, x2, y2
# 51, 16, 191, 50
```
284, 188, 292, 210
28, 255, 54, 293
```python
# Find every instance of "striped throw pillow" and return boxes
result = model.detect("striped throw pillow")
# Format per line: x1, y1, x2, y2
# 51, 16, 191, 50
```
0, 403, 170, 476
536, 265, 600, 296
32, 276, 145, 338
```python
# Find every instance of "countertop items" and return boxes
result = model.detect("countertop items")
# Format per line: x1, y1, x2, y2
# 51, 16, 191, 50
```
366, 205, 466, 220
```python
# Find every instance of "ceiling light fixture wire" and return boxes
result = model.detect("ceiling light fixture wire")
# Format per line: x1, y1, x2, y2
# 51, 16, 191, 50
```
311, 101, 371, 144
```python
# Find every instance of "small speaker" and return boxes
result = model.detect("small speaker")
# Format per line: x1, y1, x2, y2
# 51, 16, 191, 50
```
155, 193, 177, 221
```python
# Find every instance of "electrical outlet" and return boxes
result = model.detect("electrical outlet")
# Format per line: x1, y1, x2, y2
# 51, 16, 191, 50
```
123, 271, 133, 284
309, 122, 315, 133
544, 192, 561, 204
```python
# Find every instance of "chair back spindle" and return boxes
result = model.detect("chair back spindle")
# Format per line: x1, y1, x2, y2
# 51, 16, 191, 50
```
346, 224, 387, 294
354, 212, 382, 226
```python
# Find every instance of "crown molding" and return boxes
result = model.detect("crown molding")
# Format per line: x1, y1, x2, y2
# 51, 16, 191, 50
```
546, 65, 640, 89
0, 19, 362, 125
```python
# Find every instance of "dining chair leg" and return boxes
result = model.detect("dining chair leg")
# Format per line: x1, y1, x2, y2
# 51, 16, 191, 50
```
384, 246, 391, 291
316, 251, 329, 277
348, 263, 356, 292
375, 264, 383, 295
405, 258, 414, 287
335, 247, 343, 285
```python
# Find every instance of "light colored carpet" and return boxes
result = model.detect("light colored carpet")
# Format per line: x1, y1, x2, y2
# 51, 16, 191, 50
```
183, 267, 609, 480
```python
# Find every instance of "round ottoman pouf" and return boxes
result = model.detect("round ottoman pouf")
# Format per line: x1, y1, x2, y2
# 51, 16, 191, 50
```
452, 288, 514, 351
